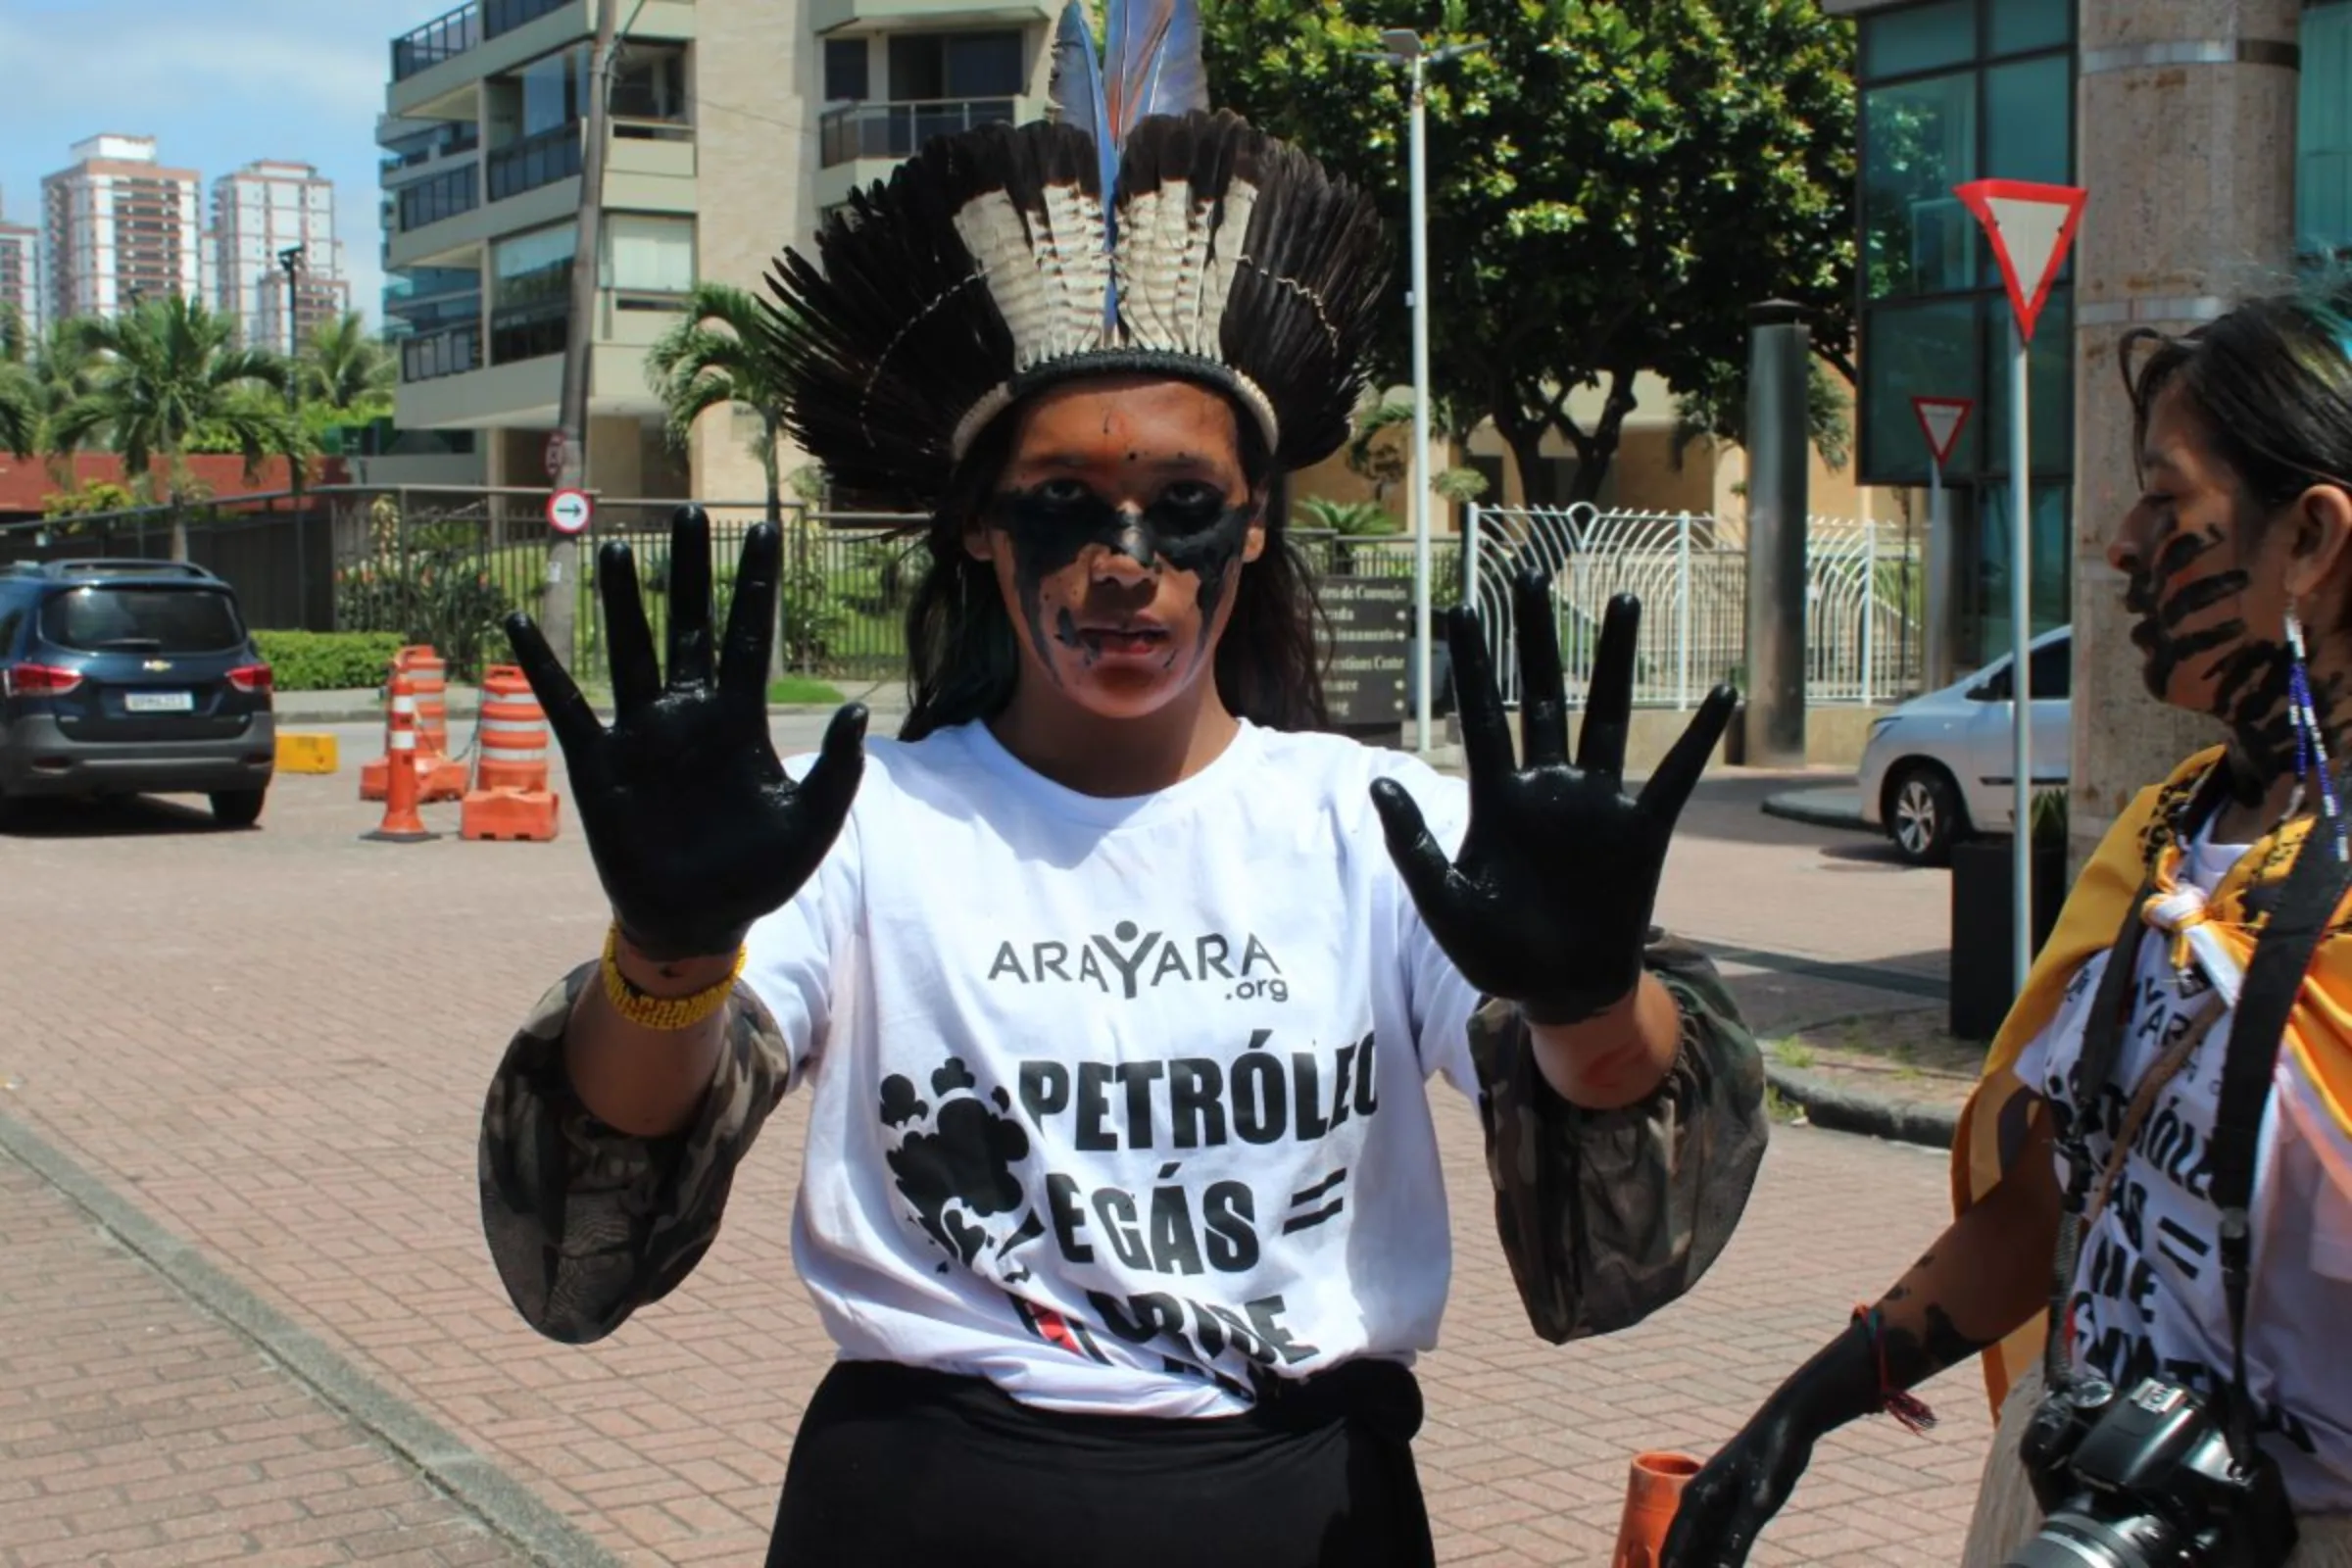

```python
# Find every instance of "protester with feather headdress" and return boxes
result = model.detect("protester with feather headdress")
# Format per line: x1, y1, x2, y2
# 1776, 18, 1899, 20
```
472, 3, 1765, 1560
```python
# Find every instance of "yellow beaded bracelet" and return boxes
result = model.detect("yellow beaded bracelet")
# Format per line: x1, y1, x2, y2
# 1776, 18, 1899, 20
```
600, 925, 746, 1032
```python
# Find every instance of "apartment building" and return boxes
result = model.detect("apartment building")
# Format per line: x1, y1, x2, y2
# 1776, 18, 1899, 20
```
40, 134, 204, 324
0, 190, 37, 335
379, 0, 1054, 500
212, 160, 350, 354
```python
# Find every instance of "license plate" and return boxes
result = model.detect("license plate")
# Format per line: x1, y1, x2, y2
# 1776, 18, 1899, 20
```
124, 691, 194, 713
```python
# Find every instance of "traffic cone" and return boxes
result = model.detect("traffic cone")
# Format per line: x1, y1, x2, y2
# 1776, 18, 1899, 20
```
400, 646, 469, 803
362, 672, 439, 844
1610, 1451, 1701, 1568
460, 663, 561, 843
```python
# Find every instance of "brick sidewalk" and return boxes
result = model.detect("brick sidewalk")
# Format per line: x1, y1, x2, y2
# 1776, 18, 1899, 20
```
0, 754, 1979, 1567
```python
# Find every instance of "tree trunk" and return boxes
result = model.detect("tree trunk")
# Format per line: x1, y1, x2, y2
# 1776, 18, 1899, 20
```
1500, 421, 1552, 510
760, 416, 782, 528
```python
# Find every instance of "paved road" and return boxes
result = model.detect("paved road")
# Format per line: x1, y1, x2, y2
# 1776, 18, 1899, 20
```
0, 740, 1979, 1567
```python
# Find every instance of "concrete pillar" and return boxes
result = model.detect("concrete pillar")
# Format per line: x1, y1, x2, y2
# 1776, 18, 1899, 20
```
1743, 301, 1812, 766
2070, 0, 2303, 850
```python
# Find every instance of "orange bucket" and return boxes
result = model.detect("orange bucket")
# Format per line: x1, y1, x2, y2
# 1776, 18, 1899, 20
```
1610, 1451, 1702, 1568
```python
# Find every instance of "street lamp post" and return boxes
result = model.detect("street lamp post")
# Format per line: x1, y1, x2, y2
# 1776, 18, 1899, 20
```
278, 245, 308, 625
1371, 29, 1483, 758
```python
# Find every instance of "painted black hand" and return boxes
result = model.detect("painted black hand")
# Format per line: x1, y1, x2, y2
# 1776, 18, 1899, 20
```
1660, 1324, 1879, 1568
504, 506, 866, 962
1658, 1405, 1823, 1568
1370, 571, 1737, 1025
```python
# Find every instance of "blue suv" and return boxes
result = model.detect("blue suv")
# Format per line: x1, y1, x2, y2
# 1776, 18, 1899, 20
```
0, 560, 275, 825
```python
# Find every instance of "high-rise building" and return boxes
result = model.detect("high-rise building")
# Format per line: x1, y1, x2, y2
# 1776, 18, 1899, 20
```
40, 134, 204, 323
378, 0, 1052, 498
212, 159, 350, 353
0, 187, 38, 335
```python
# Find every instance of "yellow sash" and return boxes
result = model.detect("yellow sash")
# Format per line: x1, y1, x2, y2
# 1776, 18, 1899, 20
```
1953, 745, 2352, 1412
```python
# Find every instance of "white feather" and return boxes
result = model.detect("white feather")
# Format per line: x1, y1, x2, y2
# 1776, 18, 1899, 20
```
1196, 177, 1259, 352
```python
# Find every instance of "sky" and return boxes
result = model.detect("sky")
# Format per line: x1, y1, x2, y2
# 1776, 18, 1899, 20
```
0, 0, 449, 327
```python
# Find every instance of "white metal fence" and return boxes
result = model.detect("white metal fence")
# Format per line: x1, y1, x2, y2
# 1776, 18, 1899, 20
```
1462, 504, 1924, 710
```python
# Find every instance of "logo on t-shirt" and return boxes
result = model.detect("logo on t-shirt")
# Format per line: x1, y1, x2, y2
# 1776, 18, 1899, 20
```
985, 920, 1287, 1002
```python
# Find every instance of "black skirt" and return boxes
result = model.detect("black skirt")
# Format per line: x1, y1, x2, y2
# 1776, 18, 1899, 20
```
765, 1357, 1437, 1568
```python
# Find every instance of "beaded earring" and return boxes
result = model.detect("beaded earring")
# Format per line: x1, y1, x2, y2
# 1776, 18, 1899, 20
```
2285, 605, 2348, 861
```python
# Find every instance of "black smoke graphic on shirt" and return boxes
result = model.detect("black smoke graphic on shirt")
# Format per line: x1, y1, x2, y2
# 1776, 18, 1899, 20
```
881, 1057, 1031, 1270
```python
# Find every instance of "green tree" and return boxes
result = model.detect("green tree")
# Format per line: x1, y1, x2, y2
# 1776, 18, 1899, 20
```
299, 310, 396, 420
646, 282, 792, 524
1670, 355, 1855, 472
2, 307, 102, 472
51, 296, 293, 560
1202, 0, 1857, 505
0, 308, 32, 458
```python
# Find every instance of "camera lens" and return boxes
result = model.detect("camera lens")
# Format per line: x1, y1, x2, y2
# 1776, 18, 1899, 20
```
2003, 1508, 2175, 1568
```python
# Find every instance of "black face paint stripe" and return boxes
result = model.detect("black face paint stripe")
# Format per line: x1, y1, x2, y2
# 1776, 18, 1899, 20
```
2158, 569, 2251, 629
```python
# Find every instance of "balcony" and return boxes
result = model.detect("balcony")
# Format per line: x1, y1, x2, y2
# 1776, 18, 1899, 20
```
818, 97, 1016, 168
392, 2, 480, 81
397, 165, 481, 232
401, 322, 483, 383
483, 0, 570, 36
488, 123, 584, 203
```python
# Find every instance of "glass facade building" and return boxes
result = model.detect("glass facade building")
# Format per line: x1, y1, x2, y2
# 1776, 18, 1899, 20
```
1849, 0, 2352, 668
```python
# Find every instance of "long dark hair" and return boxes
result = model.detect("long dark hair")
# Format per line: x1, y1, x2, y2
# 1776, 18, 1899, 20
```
2123, 291, 2352, 521
897, 393, 1330, 741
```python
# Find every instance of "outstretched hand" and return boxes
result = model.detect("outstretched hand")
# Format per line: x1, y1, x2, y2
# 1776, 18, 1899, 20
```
504, 506, 866, 962
1371, 570, 1737, 1025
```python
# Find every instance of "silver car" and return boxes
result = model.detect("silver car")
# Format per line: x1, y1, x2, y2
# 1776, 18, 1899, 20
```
1856, 625, 2072, 865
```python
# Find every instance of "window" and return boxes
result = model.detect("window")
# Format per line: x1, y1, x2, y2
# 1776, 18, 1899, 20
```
888, 31, 1023, 100
600, 215, 695, 294
39, 587, 244, 655
2302, 3, 2352, 256
2027, 634, 2072, 701
611, 45, 689, 122
1862, 0, 1973, 77
491, 224, 573, 363
517, 47, 590, 137
1862, 72, 1977, 298
826, 39, 869, 102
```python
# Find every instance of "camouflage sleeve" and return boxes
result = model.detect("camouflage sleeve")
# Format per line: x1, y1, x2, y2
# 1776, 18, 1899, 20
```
477, 962, 794, 1346
1467, 928, 1767, 1345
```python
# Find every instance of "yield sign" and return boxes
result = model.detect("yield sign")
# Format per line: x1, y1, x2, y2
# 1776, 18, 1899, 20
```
1911, 396, 1974, 466
1954, 179, 2087, 344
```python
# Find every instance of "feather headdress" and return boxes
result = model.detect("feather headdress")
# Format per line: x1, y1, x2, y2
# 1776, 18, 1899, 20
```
760, 0, 1389, 509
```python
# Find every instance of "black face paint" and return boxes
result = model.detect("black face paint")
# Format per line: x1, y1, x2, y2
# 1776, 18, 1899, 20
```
991, 483, 1252, 680
2123, 506, 2343, 802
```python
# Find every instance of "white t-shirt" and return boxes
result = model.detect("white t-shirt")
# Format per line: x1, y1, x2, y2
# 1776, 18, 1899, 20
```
742, 719, 1483, 1418
2016, 830, 2352, 1511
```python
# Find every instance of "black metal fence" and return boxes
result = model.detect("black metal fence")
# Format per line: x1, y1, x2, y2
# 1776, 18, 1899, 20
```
0, 486, 1459, 690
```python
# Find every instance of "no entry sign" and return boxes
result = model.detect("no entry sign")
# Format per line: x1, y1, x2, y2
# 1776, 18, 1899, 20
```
547, 488, 593, 535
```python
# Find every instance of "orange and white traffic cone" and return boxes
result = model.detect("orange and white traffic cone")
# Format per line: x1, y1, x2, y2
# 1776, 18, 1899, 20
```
361, 671, 438, 844
1610, 1451, 1701, 1568
460, 663, 562, 843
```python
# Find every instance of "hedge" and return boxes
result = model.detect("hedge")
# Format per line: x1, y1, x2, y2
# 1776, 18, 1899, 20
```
252, 630, 408, 693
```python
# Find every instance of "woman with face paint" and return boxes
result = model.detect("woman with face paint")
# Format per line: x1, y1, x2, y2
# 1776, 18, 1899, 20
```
471, 5, 1767, 1563
1664, 294, 2352, 1568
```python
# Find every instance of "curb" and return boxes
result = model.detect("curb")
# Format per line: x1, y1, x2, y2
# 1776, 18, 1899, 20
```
1765, 1062, 1960, 1152
1760, 788, 1870, 832
0, 1107, 622, 1568
277, 702, 865, 727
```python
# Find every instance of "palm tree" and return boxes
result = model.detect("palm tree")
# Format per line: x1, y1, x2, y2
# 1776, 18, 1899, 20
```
645, 282, 791, 524
52, 296, 292, 560
300, 310, 395, 419
0, 306, 33, 459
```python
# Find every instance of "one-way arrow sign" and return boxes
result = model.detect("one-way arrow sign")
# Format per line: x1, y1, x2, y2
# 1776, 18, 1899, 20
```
1953, 179, 2087, 343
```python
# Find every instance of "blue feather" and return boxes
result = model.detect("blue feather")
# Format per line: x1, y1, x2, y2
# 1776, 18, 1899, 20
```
1103, 0, 1208, 140
1050, 2, 1117, 205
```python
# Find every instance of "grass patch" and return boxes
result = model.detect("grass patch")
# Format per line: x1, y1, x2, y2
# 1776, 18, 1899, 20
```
1768, 1039, 1818, 1071
1763, 1084, 1807, 1125
768, 675, 846, 705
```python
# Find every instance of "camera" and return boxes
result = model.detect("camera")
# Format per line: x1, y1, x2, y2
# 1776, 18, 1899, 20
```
2005, 1376, 2295, 1568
